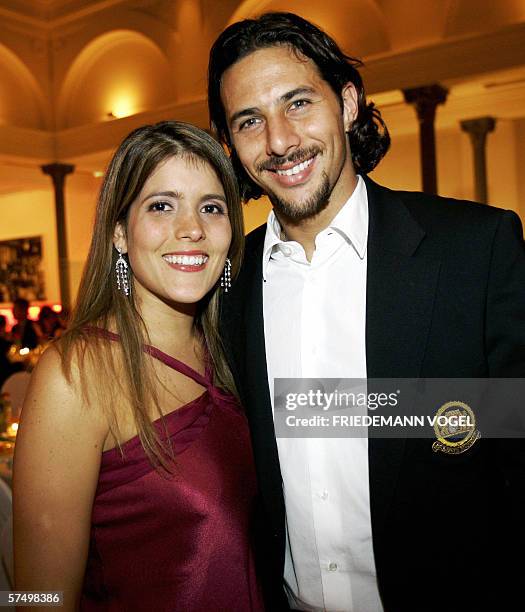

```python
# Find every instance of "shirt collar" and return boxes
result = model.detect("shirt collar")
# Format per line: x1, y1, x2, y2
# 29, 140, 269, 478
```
328, 174, 368, 258
262, 175, 368, 280
262, 210, 285, 272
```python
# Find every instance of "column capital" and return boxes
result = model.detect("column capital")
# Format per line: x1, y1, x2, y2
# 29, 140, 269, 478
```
403, 84, 449, 122
460, 116, 496, 137
41, 162, 75, 181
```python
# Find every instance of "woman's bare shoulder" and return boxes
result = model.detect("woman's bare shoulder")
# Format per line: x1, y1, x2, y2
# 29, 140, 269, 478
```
22, 341, 109, 437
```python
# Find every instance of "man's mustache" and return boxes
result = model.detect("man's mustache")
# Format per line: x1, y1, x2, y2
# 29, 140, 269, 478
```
255, 147, 321, 173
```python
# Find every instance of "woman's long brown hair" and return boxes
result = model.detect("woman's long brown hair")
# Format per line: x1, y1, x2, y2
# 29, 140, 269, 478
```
58, 121, 244, 471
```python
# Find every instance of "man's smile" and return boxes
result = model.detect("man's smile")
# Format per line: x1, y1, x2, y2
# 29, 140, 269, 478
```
257, 148, 321, 187
274, 156, 315, 176
267, 154, 317, 187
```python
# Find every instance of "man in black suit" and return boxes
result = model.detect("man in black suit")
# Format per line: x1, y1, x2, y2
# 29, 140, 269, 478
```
208, 12, 525, 612
11, 298, 39, 350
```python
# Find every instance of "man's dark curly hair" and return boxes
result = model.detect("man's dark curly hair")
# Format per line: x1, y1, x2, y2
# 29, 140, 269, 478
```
208, 11, 390, 201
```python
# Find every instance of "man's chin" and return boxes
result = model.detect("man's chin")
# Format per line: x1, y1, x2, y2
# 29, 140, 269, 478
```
267, 175, 332, 224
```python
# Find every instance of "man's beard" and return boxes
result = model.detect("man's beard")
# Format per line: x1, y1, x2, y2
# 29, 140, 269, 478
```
266, 171, 332, 224
255, 146, 333, 223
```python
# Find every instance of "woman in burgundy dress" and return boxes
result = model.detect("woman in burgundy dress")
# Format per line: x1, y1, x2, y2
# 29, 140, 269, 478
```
13, 122, 264, 611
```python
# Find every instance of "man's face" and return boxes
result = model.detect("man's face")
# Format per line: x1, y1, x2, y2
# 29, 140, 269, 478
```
13, 303, 26, 321
221, 45, 357, 222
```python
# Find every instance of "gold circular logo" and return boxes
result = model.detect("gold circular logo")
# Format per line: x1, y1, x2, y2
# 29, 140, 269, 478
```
432, 400, 480, 454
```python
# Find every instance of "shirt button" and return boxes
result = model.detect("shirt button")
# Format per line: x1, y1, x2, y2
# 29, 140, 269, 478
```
281, 245, 292, 256
328, 562, 338, 572
320, 490, 328, 500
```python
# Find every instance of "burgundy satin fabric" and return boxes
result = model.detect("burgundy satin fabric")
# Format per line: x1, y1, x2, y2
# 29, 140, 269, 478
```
80, 331, 264, 611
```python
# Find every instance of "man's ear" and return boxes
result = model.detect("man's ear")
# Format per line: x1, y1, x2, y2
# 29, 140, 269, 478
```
341, 82, 359, 132
113, 222, 127, 254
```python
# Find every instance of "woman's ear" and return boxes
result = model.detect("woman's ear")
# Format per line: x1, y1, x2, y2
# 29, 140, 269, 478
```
113, 222, 127, 254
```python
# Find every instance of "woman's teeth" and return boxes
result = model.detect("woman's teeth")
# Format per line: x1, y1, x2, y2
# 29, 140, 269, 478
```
163, 254, 208, 265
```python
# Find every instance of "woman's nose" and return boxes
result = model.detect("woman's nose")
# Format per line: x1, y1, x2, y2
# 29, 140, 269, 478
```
175, 210, 205, 241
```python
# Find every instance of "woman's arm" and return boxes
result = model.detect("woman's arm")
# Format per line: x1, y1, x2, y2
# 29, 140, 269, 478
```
13, 346, 108, 611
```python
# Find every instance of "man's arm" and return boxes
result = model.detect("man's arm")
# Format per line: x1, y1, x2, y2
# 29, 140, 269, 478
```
485, 210, 525, 376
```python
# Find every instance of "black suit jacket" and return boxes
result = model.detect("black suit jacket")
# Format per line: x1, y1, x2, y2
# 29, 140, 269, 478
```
221, 177, 525, 611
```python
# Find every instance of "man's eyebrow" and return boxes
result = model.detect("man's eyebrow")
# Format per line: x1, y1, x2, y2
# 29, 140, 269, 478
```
279, 86, 317, 103
230, 107, 260, 125
229, 87, 317, 125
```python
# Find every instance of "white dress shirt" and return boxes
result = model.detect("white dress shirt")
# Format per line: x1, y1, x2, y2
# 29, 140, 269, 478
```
262, 176, 383, 612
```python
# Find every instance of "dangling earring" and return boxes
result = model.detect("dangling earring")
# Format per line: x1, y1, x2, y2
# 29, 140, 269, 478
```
220, 257, 231, 293
115, 247, 131, 296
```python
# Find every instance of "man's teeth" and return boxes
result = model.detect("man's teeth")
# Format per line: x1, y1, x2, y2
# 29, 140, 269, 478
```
275, 157, 314, 176
163, 254, 208, 265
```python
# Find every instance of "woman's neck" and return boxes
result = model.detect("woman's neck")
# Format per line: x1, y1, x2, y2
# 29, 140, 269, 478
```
135, 291, 199, 357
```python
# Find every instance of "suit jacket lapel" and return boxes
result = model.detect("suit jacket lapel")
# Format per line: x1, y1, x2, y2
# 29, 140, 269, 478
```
364, 176, 441, 543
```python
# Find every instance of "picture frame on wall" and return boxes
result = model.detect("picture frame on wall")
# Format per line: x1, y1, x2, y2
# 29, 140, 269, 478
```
0, 236, 46, 303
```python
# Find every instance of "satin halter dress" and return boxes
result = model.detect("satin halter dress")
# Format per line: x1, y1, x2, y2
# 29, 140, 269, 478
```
80, 333, 264, 611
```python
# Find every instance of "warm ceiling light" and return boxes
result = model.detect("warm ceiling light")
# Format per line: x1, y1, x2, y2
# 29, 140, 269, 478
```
108, 97, 135, 119
93, 170, 104, 178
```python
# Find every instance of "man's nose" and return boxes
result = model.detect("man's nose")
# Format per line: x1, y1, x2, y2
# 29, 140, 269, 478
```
265, 115, 300, 157
175, 209, 205, 241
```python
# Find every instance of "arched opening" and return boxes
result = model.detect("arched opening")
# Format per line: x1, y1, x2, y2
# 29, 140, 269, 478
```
0, 44, 46, 129
58, 30, 176, 129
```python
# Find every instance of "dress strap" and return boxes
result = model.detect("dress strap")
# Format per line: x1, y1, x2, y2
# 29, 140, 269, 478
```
143, 344, 210, 388
84, 326, 210, 389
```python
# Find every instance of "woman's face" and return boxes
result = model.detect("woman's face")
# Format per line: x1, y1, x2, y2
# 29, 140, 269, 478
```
114, 155, 232, 309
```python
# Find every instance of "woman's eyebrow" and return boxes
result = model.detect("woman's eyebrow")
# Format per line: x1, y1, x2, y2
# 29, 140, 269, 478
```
141, 189, 184, 203
200, 193, 227, 203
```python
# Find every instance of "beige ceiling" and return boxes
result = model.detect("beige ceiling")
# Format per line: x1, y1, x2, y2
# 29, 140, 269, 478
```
0, 0, 126, 23
0, 0, 524, 187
